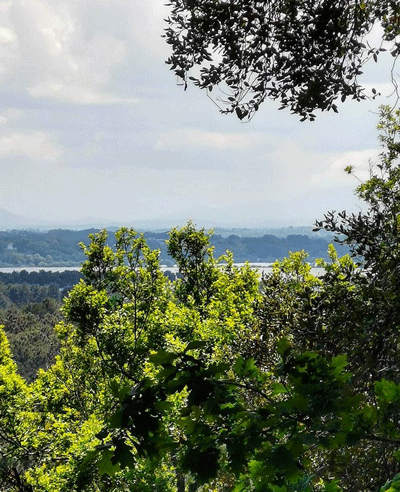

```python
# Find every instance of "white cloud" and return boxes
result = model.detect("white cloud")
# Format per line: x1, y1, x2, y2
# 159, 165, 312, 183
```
0, 108, 25, 125
29, 82, 138, 105
156, 129, 270, 150
129, 0, 171, 59
0, 131, 62, 160
0, 0, 140, 104
311, 148, 380, 187
0, 25, 15, 43
0, 3, 18, 76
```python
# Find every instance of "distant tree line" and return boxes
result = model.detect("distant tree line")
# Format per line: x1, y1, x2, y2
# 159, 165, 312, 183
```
0, 228, 344, 267
211, 233, 343, 262
0, 229, 98, 267
0, 269, 82, 289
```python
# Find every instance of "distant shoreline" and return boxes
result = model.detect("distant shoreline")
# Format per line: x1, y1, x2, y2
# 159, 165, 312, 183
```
0, 264, 324, 276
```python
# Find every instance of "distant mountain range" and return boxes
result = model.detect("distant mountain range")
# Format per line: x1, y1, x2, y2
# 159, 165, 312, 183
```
0, 206, 291, 231
0, 207, 320, 232
0, 208, 41, 229
0, 185, 365, 231
0, 208, 116, 231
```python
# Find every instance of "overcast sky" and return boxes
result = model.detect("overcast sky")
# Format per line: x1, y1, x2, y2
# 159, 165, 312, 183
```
0, 0, 397, 229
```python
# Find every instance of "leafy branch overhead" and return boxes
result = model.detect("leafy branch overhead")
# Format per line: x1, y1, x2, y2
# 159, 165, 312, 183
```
165, 0, 400, 120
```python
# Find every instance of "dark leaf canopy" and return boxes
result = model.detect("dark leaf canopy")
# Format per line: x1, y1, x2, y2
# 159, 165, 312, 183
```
165, 0, 400, 120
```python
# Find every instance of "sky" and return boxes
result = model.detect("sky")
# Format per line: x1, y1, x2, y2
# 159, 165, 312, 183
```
0, 0, 397, 229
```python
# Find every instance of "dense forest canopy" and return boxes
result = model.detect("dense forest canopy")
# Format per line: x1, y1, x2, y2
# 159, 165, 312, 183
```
0, 282, 62, 382
1, 108, 400, 491
165, 0, 400, 120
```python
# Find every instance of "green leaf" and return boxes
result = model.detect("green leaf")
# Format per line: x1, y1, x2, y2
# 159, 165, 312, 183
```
375, 379, 398, 404
324, 480, 343, 491
271, 382, 288, 396
233, 355, 245, 376
381, 474, 400, 491
149, 350, 179, 365
185, 340, 207, 351
181, 445, 221, 482
97, 448, 121, 477
111, 438, 135, 469
276, 337, 292, 357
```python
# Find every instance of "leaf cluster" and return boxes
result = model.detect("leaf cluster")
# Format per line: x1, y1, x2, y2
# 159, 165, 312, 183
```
165, 0, 398, 120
